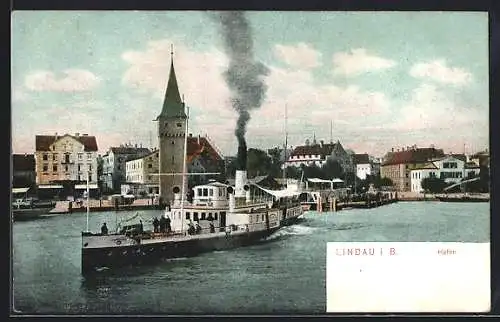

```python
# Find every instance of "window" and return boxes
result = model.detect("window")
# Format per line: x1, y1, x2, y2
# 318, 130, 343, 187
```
53, 154, 58, 161
171, 141, 175, 145
78, 164, 82, 172
197, 188, 202, 197
53, 165, 58, 172
118, 165, 121, 171
78, 153, 83, 160
201, 213, 206, 220
193, 212, 199, 221
209, 189, 213, 197
177, 123, 182, 127
186, 212, 190, 220
261, 214, 264, 221
89, 175, 92, 182
89, 164, 92, 171
65, 165, 68, 172
148, 164, 152, 168
171, 156, 174, 164
214, 213, 218, 220
43, 164, 48, 172
87, 153, 92, 160
43, 154, 48, 161
203, 188, 208, 197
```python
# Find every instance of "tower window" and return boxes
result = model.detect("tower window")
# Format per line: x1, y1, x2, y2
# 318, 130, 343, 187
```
171, 141, 175, 145
177, 123, 182, 127
172, 156, 174, 164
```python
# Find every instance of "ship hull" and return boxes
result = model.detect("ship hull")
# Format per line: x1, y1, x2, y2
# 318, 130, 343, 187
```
81, 227, 279, 274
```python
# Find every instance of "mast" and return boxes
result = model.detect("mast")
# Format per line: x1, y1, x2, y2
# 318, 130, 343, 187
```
180, 97, 189, 235
86, 170, 90, 232
282, 104, 288, 185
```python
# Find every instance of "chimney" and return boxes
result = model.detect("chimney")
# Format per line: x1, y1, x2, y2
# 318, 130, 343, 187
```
235, 170, 249, 199
189, 133, 193, 137
75, 133, 80, 137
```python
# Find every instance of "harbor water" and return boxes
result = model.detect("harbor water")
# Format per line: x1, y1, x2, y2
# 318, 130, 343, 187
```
12, 201, 489, 314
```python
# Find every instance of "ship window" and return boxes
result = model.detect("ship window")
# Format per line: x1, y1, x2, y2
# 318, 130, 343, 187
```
186, 212, 190, 220
177, 123, 182, 127
219, 189, 222, 197
209, 189, 213, 197
214, 213, 218, 220
203, 188, 208, 197
201, 212, 206, 220
197, 188, 202, 197
261, 214, 264, 221
193, 212, 199, 221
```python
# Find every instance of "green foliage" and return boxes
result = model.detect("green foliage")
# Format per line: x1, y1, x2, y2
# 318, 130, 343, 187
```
421, 177, 447, 193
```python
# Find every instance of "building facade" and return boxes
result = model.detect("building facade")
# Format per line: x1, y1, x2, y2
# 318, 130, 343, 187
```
285, 139, 354, 173
123, 150, 160, 196
13, 154, 36, 189
380, 146, 445, 191
353, 153, 371, 180
35, 133, 99, 185
156, 54, 187, 203
101, 145, 151, 192
410, 156, 481, 192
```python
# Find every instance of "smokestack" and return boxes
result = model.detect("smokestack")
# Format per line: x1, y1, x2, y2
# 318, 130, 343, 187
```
235, 170, 248, 198
211, 11, 269, 173
391, 147, 394, 152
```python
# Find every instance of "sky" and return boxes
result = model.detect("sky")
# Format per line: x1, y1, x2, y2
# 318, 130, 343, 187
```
11, 11, 489, 158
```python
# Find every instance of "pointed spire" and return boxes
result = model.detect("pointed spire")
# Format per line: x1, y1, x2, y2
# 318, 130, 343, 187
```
157, 44, 185, 119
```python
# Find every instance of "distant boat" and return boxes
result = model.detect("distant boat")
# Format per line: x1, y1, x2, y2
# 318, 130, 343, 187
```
435, 193, 489, 203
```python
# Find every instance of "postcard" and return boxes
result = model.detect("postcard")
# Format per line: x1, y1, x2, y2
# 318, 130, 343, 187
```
11, 11, 489, 315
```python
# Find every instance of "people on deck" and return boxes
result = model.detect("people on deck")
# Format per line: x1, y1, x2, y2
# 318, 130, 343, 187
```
195, 221, 202, 234
187, 222, 195, 235
139, 220, 144, 233
153, 217, 159, 233
101, 223, 108, 235
165, 216, 172, 233
209, 222, 215, 233
159, 216, 166, 233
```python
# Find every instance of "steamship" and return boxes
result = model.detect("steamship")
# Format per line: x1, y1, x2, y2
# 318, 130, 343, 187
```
81, 170, 303, 274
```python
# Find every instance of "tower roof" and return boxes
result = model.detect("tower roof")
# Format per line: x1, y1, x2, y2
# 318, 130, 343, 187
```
157, 50, 186, 119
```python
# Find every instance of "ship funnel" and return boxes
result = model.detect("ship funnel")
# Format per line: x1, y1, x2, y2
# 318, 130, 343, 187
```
235, 170, 248, 198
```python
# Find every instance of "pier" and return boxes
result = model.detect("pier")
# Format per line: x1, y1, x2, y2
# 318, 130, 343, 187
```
313, 191, 398, 213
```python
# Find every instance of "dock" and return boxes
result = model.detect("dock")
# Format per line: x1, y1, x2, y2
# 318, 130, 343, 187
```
313, 191, 399, 213
49, 198, 164, 214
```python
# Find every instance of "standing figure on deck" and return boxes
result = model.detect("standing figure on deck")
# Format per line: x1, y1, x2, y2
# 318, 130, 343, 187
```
153, 217, 160, 233
195, 221, 202, 234
101, 223, 108, 235
165, 215, 172, 233
159, 216, 166, 233
139, 220, 144, 233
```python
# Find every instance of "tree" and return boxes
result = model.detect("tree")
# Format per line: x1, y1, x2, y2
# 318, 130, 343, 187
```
247, 148, 273, 178
321, 159, 343, 179
421, 177, 446, 193
374, 176, 393, 188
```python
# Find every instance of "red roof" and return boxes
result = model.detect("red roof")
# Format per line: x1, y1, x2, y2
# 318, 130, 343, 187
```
13, 154, 35, 171
187, 136, 223, 163
382, 148, 444, 166
36, 134, 98, 152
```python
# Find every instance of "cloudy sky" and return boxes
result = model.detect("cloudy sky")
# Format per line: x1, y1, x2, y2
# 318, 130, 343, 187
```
12, 11, 489, 157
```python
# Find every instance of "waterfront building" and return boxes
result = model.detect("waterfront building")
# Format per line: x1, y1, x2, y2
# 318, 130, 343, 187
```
353, 153, 372, 180
155, 51, 186, 203
100, 144, 151, 193
285, 139, 354, 173
123, 149, 160, 196
469, 149, 489, 168
410, 155, 481, 192
13, 154, 36, 189
380, 146, 445, 191
35, 133, 99, 185
186, 134, 225, 186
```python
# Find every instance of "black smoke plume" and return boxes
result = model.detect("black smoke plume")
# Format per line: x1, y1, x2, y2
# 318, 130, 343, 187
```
210, 11, 269, 170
